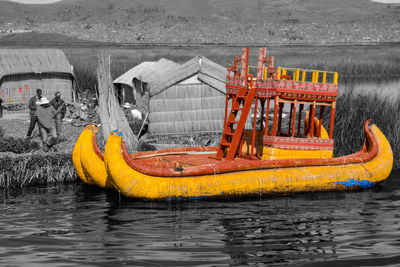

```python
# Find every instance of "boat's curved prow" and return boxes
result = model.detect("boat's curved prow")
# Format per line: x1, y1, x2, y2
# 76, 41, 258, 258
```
73, 125, 113, 188
72, 127, 95, 185
104, 121, 393, 200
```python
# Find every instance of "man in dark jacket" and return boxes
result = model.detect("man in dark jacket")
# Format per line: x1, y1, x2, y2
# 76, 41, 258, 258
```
27, 89, 42, 137
49, 91, 66, 138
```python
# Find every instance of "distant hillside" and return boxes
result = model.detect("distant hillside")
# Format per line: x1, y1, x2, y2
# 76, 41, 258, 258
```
0, 0, 399, 44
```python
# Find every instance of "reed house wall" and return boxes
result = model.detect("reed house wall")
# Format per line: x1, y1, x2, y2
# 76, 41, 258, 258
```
0, 73, 74, 104
149, 83, 225, 134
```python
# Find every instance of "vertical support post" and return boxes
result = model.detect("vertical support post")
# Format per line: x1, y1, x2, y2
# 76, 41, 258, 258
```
260, 99, 265, 132
333, 72, 339, 84
240, 48, 249, 86
318, 105, 325, 138
322, 72, 327, 84
329, 101, 336, 138
282, 68, 287, 80
278, 102, 284, 135
251, 97, 259, 156
297, 104, 303, 137
224, 94, 229, 127
315, 71, 319, 83
272, 96, 279, 136
257, 48, 266, 79
295, 69, 300, 81
288, 103, 293, 135
264, 68, 268, 79
264, 98, 271, 135
310, 102, 316, 137
291, 100, 297, 137
302, 70, 306, 82
277, 67, 281, 80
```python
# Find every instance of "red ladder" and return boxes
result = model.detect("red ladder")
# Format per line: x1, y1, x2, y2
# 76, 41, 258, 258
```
216, 84, 256, 160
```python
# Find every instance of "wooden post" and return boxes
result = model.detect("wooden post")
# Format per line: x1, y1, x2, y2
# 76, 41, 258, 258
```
260, 99, 265, 132
224, 94, 229, 127
296, 69, 300, 81
97, 53, 137, 151
264, 98, 271, 135
310, 102, 316, 137
297, 104, 303, 137
318, 105, 325, 138
329, 102, 336, 138
333, 72, 339, 84
291, 100, 297, 137
272, 96, 279, 136
278, 103, 284, 135
288, 103, 293, 135
251, 97, 259, 156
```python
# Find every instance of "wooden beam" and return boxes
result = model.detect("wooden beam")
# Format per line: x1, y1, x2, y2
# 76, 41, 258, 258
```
251, 97, 259, 156
297, 104, 303, 137
329, 101, 336, 138
291, 100, 297, 137
272, 96, 279, 136
264, 98, 271, 135
310, 102, 316, 137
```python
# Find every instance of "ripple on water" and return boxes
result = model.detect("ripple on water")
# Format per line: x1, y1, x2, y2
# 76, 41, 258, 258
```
1, 172, 400, 266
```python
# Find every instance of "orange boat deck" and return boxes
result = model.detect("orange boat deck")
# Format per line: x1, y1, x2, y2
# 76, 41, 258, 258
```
116, 121, 377, 177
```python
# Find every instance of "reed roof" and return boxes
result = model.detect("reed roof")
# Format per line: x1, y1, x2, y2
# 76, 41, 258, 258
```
0, 49, 74, 81
113, 58, 179, 88
149, 56, 226, 97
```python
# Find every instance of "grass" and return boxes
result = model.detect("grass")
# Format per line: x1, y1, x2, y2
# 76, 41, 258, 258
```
0, 152, 76, 188
328, 88, 400, 170
68, 44, 400, 97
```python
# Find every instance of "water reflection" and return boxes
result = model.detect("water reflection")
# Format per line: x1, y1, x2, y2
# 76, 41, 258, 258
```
1, 172, 400, 266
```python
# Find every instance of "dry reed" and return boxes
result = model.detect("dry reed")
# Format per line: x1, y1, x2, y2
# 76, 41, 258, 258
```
97, 53, 137, 151
0, 152, 76, 188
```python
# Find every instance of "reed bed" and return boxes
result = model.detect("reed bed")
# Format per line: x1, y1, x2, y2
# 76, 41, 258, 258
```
70, 45, 400, 97
0, 152, 76, 188
326, 87, 400, 169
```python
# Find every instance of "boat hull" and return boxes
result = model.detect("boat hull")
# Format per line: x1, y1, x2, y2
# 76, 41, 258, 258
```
104, 123, 393, 200
73, 125, 112, 188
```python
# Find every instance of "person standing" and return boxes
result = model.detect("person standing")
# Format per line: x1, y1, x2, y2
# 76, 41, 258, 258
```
27, 89, 42, 138
36, 97, 57, 151
50, 91, 66, 138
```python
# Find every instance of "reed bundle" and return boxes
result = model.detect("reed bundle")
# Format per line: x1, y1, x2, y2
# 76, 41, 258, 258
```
149, 84, 226, 134
0, 152, 76, 188
97, 53, 137, 151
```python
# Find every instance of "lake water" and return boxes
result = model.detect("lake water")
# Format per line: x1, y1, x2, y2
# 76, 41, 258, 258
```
1, 171, 400, 266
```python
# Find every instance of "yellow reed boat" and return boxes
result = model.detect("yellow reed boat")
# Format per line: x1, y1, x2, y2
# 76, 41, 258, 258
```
72, 48, 393, 200
72, 125, 112, 188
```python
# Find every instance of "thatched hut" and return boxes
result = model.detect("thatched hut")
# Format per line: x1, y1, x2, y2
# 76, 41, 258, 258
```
0, 49, 75, 106
148, 56, 226, 135
113, 58, 178, 111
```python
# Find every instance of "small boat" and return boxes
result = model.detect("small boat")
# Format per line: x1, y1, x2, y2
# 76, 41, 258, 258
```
73, 48, 393, 200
